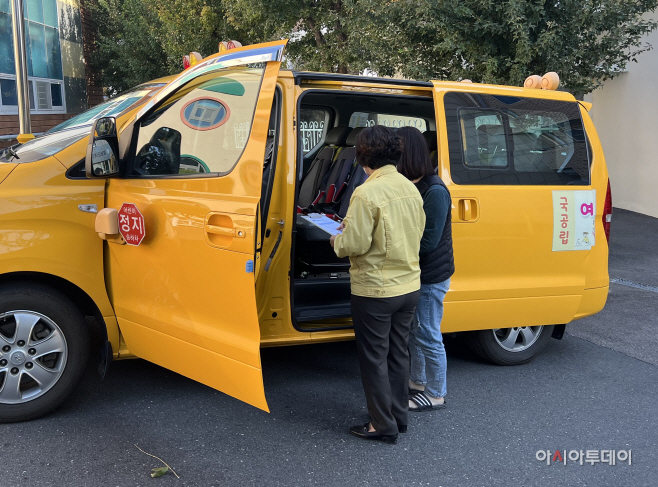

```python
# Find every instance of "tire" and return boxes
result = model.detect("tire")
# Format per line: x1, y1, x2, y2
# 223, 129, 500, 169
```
0, 283, 90, 422
467, 325, 555, 366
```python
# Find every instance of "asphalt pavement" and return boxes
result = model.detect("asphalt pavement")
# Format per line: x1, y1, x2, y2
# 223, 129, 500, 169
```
1, 208, 657, 487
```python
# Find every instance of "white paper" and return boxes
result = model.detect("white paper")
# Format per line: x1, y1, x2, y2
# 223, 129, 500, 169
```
300, 213, 343, 236
552, 190, 596, 251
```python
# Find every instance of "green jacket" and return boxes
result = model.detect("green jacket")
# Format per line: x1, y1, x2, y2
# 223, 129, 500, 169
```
333, 165, 425, 298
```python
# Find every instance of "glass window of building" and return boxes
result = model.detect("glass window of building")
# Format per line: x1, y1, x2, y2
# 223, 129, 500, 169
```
0, 0, 65, 113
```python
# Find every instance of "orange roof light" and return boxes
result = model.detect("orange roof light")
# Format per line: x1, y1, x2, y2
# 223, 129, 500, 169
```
524, 75, 542, 89
219, 40, 243, 53
182, 52, 203, 70
524, 72, 560, 90
541, 72, 560, 90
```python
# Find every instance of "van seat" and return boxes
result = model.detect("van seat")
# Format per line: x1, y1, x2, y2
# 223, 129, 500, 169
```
336, 164, 367, 218
477, 125, 507, 167
315, 127, 366, 208
298, 126, 352, 208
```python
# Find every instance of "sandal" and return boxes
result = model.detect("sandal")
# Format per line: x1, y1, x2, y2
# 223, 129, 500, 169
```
409, 391, 446, 412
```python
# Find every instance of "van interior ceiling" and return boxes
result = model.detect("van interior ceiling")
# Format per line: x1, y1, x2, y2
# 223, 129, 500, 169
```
290, 90, 436, 331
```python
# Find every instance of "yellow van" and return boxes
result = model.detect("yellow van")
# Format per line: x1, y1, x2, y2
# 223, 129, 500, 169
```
0, 40, 611, 422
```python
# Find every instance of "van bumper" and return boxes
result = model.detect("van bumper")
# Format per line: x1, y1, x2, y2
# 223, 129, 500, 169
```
571, 285, 609, 321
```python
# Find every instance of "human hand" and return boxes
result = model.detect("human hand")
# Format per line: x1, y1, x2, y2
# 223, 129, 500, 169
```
337, 222, 345, 232
329, 234, 337, 248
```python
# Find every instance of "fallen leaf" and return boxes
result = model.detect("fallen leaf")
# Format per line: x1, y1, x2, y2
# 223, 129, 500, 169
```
151, 466, 169, 478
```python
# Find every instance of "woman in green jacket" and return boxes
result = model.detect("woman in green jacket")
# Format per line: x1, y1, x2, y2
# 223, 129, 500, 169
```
330, 125, 425, 444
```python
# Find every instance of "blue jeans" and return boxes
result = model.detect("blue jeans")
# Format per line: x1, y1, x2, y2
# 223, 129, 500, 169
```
409, 278, 450, 399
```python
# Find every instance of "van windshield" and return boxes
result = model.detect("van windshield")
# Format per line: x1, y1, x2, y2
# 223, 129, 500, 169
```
46, 83, 165, 134
0, 82, 165, 164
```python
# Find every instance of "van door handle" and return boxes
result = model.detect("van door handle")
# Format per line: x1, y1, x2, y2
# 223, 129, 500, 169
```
453, 198, 479, 223
204, 212, 253, 252
205, 224, 246, 238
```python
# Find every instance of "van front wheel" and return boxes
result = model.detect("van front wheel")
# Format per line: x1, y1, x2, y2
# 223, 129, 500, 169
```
467, 325, 554, 365
0, 284, 90, 422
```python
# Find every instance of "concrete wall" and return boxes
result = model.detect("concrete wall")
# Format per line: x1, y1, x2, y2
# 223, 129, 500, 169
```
584, 14, 658, 217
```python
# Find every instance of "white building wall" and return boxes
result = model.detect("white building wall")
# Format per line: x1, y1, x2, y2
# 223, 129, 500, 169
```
584, 14, 658, 217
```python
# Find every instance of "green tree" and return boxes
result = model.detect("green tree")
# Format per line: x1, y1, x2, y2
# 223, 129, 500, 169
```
90, 0, 170, 94
366, 0, 658, 93
89, 0, 244, 93
223, 0, 374, 73
91, 0, 658, 95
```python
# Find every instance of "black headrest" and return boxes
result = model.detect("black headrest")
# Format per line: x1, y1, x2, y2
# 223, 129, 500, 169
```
325, 126, 352, 146
423, 131, 438, 152
346, 126, 367, 147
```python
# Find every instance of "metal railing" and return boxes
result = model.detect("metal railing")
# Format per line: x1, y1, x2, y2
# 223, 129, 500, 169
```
299, 121, 324, 152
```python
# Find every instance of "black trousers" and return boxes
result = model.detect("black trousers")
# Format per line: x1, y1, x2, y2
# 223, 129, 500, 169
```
351, 290, 420, 435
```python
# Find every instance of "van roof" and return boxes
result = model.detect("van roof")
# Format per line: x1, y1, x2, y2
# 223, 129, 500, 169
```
154, 69, 575, 102
282, 70, 576, 102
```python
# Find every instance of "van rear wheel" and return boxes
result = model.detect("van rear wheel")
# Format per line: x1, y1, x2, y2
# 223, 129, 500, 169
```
467, 325, 554, 365
0, 284, 90, 423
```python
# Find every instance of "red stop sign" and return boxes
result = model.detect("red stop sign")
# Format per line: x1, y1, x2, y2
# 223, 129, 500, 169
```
118, 203, 145, 246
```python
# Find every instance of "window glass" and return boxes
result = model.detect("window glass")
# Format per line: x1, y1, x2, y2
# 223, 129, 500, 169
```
0, 2, 62, 84
445, 93, 590, 185
131, 65, 266, 176
24, 20, 33, 77
0, 78, 17, 105
26, 0, 43, 24
45, 26, 62, 79
28, 80, 35, 109
508, 111, 585, 178
42, 0, 57, 27
458, 108, 508, 168
0, 84, 163, 163
50, 82, 62, 106
349, 111, 426, 131
46, 83, 165, 133
299, 108, 328, 154
0, 14, 14, 74
0, 126, 89, 163
28, 22, 47, 78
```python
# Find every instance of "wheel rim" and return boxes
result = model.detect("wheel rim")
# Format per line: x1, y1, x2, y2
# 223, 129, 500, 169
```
0, 311, 68, 404
492, 326, 543, 352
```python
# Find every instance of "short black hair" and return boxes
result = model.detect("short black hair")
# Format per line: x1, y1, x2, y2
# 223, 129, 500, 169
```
396, 126, 434, 180
355, 125, 403, 170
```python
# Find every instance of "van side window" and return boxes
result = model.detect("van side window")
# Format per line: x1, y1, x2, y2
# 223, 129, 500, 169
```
349, 112, 427, 132
129, 65, 266, 177
299, 109, 329, 154
458, 108, 508, 168
445, 93, 591, 185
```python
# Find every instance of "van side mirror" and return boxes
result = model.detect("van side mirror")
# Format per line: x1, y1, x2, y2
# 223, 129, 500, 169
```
86, 117, 120, 178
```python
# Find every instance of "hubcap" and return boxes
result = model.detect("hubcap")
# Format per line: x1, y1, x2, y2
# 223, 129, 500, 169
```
10, 351, 25, 365
0, 311, 68, 404
493, 326, 543, 352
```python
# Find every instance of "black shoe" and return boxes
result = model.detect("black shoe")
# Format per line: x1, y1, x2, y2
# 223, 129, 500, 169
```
398, 424, 408, 434
349, 423, 398, 444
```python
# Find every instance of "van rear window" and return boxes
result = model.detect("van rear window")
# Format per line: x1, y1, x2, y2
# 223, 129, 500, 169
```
444, 93, 590, 185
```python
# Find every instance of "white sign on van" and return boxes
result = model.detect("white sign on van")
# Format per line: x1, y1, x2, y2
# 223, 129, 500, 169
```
552, 190, 596, 251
